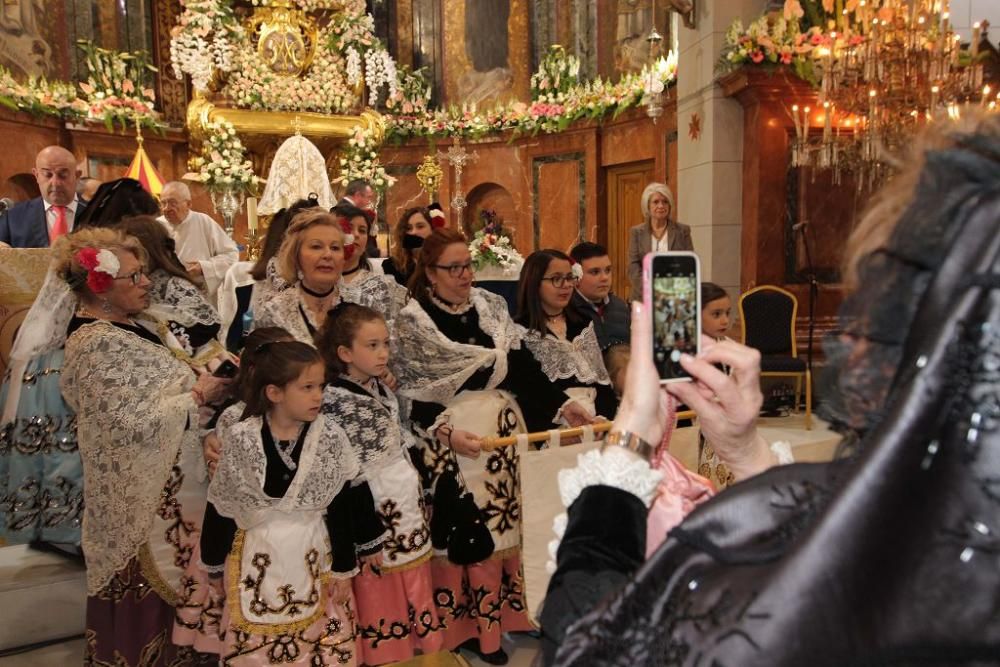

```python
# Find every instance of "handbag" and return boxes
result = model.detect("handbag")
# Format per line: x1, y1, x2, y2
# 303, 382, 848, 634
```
430, 468, 495, 565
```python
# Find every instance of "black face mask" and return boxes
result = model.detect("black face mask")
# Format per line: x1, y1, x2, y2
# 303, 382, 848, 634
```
402, 233, 425, 250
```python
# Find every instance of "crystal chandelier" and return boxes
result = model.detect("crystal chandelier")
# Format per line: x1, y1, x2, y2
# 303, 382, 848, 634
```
789, 0, 996, 189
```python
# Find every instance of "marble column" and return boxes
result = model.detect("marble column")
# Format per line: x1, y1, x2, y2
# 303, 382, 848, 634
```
674, 1, 763, 301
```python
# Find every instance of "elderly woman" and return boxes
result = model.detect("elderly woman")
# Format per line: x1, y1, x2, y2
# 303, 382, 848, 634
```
626, 182, 693, 299
543, 115, 1000, 665
253, 209, 347, 343
56, 228, 228, 665
382, 206, 434, 287
393, 229, 594, 665
515, 249, 618, 422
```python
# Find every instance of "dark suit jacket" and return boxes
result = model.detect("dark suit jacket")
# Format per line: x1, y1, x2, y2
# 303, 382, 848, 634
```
0, 197, 88, 248
626, 220, 693, 299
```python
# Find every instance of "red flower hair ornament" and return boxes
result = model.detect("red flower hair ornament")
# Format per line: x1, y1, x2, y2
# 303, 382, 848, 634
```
75, 247, 121, 294
428, 203, 446, 229
337, 218, 357, 261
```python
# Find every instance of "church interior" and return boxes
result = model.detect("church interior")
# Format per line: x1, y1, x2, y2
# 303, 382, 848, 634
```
0, 0, 998, 665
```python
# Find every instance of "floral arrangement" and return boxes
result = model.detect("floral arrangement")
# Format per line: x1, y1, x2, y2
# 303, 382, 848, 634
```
75, 247, 120, 294
76, 40, 161, 131
384, 65, 431, 114
336, 124, 396, 196
386, 52, 677, 141
0, 67, 88, 119
170, 0, 242, 91
188, 120, 259, 192
531, 45, 582, 103
469, 209, 523, 273
335, 217, 357, 260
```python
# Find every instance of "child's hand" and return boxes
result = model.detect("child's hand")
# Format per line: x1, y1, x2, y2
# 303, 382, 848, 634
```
203, 432, 222, 477
360, 551, 383, 575
327, 577, 352, 604
380, 368, 398, 391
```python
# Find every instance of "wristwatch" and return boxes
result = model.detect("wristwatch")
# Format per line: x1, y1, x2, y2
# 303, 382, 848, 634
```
605, 430, 655, 461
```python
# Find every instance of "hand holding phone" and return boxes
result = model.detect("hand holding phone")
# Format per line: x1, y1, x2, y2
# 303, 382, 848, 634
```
213, 359, 239, 379
642, 251, 701, 383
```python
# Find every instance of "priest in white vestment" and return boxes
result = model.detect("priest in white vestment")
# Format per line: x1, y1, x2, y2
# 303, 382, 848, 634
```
158, 181, 240, 305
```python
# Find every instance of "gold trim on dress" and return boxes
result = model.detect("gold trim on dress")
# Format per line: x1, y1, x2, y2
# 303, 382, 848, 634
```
137, 542, 179, 606
379, 549, 432, 575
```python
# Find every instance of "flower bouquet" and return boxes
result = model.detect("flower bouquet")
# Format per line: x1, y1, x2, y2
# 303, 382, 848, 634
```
469, 209, 523, 279
337, 124, 396, 196
76, 40, 161, 131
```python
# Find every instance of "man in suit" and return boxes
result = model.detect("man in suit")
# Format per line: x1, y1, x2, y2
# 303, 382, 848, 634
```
626, 182, 693, 299
0, 146, 85, 248
338, 178, 380, 258
569, 241, 631, 350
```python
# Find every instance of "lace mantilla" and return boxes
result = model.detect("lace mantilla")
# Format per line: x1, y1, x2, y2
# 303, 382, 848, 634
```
523, 322, 611, 386
321, 381, 406, 469
60, 320, 198, 594
253, 285, 331, 344
257, 135, 335, 215
146, 271, 221, 329
393, 288, 525, 405
208, 415, 360, 529
339, 274, 409, 329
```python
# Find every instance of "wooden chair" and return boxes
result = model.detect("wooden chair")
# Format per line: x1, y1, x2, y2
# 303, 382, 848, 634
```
739, 285, 812, 430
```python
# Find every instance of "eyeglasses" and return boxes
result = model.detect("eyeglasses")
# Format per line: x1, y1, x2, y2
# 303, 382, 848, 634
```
541, 273, 579, 288
114, 271, 145, 286
433, 262, 473, 277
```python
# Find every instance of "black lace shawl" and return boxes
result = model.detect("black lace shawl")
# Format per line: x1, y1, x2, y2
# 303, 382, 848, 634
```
549, 133, 1000, 666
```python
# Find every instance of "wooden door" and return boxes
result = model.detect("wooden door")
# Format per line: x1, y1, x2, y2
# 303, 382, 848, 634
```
606, 160, 653, 301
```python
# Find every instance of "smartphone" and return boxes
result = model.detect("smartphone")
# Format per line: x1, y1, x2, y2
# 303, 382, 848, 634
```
643, 252, 700, 383
213, 359, 239, 379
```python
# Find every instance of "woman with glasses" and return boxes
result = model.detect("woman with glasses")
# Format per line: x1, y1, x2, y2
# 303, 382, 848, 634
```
1, 185, 175, 558
392, 228, 594, 665
119, 216, 231, 371
51, 228, 229, 665
515, 250, 618, 423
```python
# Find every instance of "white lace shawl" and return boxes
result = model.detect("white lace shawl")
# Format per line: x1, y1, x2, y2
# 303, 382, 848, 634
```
257, 135, 336, 215
207, 415, 360, 530
522, 322, 611, 386
252, 285, 318, 344
60, 320, 199, 594
145, 270, 221, 328
392, 288, 526, 405
321, 381, 408, 472
339, 273, 409, 329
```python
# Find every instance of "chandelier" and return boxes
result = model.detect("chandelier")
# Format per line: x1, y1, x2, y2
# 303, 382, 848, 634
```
789, 0, 996, 189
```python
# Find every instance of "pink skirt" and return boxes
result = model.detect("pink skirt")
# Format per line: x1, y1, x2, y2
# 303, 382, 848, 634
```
430, 551, 534, 654
353, 557, 446, 664
172, 543, 225, 655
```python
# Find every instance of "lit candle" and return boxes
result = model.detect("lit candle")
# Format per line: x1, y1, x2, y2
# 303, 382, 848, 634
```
247, 196, 258, 232
792, 104, 801, 139
972, 22, 981, 58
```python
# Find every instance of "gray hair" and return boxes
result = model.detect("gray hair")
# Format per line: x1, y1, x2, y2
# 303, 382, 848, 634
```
640, 182, 675, 222
162, 181, 192, 201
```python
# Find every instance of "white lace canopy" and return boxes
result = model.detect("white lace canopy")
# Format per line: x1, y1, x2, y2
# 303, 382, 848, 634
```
257, 135, 336, 215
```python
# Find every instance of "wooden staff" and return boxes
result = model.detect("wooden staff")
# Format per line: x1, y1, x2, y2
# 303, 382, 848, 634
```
479, 409, 698, 451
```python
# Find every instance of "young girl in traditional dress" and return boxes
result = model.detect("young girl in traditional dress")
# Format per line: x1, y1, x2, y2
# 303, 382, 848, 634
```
200, 341, 367, 666
316, 303, 444, 665
696, 282, 736, 488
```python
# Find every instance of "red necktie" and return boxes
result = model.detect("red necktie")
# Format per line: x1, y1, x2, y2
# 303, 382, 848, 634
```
50, 205, 68, 242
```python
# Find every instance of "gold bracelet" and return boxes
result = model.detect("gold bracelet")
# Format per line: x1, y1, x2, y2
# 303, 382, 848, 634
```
605, 430, 655, 461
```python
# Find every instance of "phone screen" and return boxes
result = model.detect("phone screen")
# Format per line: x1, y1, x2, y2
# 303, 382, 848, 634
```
649, 253, 700, 382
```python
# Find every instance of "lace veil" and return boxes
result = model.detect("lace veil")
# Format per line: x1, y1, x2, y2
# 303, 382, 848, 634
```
522, 322, 611, 386
145, 270, 221, 328
60, 320, 198, 594
208, 415, 360, 529
257, 135, 335, 215
2, 266, 77, 424
393, 287, 525, 405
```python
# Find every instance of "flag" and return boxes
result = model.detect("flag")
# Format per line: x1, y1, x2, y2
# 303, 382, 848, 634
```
124, 135, 165, 198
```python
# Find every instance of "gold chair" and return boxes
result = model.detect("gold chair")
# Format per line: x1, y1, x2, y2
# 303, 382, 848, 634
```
739, 285, 812, 430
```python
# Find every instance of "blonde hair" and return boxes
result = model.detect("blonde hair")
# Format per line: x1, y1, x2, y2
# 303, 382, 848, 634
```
842, 112, 1000, 290
640, 182, 675, 223
276, 209, 345, 283
52, 228, 147, 295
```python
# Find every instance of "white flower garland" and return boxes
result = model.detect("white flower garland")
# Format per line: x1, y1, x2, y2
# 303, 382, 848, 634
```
337, 125, 396, 195
170, 0, 242, 92
189, 120, 259, 192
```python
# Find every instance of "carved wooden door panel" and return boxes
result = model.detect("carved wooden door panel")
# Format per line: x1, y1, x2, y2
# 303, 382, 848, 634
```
606, 160, 653, 301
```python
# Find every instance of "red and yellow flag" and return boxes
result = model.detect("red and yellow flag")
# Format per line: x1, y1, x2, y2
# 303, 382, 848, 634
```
124, 135, 165, 198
